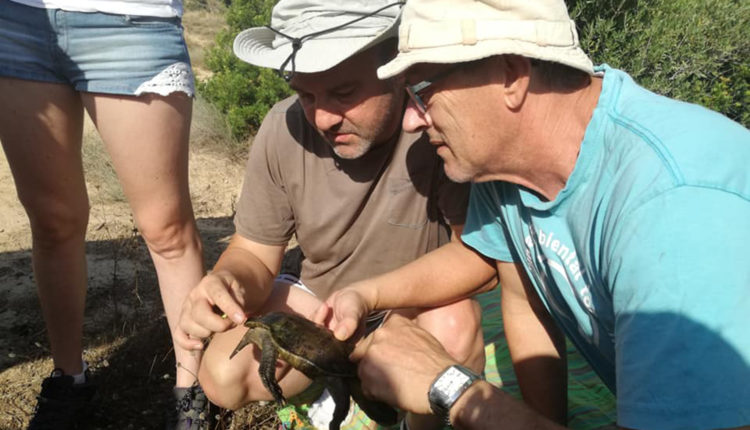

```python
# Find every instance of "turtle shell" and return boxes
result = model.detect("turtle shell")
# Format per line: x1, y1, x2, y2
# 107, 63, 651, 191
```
248, 312, 355, 378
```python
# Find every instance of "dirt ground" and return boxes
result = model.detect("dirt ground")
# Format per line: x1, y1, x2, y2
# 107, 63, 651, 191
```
0, 120, 279, 429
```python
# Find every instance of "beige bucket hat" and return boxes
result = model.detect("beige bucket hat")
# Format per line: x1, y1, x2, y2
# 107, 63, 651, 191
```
378, 0, 594, 79
233, 0, 403, 76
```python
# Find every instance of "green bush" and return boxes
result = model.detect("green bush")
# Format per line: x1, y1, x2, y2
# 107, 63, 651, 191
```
569, 0, 750, 127
198, 0, 292, 140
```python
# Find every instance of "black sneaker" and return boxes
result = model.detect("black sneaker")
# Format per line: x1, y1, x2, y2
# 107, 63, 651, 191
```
27, 368, 97, 430
167, 384, 214, 430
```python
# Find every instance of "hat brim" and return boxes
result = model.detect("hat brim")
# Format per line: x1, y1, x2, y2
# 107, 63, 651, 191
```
377, 39, 595, 79
234, 22, 397, 74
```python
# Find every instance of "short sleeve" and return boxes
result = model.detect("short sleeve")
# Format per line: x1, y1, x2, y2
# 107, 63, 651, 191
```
607, 186, 750, 430
233, 107, 296, 245
461, 182, 515, 262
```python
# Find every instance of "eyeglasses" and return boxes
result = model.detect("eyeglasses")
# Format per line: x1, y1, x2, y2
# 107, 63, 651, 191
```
265, 2, 405, 82
405, 65, 462, 114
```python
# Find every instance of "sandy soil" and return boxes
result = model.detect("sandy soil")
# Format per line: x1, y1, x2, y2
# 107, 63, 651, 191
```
0, 117, 278, 429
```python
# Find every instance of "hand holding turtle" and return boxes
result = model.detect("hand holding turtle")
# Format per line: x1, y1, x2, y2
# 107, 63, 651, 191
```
316, 283, 376, 341
178, 269, 249, 351
351, 313, 458, 415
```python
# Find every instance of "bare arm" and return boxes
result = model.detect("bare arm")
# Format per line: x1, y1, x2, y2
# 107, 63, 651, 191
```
353, 313, 748, 430
449, 380, 750, 430
177, 233, 286, 350
323, 237, 497, 340
499, 261, 567, 425
450, 262, 748, 430
448, 379, 567, 430
351, 313, 567, 430
361, 239, 495, 309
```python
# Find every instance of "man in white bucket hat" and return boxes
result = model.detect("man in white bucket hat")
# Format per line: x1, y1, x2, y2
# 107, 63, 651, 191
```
178, 0, 488, 428
320, 0, 750, 429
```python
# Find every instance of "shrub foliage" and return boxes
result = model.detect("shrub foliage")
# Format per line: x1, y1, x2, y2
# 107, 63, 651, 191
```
198, 0, 292, 140
200, 0, 749, 140
570, 0, 749, 127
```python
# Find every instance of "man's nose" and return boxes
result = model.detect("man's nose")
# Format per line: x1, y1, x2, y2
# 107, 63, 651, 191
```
402, 100, 432, 133
314, 106, 343, 131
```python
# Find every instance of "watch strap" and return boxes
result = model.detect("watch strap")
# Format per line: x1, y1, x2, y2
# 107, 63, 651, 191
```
427, 364, 481, 422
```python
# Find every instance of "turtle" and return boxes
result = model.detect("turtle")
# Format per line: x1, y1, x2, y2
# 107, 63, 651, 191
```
230, 311, 398, 430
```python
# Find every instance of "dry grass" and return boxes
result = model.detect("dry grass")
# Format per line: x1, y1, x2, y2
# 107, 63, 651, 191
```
183, 0, 230, 80
192, 95, 249, 161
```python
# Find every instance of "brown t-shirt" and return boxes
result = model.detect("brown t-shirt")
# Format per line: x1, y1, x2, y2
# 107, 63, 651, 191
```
234, 96, 470, 299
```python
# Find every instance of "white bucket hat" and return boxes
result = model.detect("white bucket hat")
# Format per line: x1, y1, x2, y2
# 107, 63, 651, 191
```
378, 0, 594, 79
233, 0, 403, 77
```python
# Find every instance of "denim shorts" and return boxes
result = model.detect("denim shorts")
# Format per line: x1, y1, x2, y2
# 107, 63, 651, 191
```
0, 1, 195, 96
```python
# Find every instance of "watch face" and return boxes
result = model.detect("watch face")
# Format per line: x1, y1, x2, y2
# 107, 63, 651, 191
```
429, 365, 480, 419
435, 366, 472, 394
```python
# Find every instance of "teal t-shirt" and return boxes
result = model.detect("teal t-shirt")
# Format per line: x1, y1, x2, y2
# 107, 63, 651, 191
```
462, 65, 750, 430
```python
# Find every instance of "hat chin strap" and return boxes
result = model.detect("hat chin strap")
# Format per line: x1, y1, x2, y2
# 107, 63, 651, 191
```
264, 25, 302, 81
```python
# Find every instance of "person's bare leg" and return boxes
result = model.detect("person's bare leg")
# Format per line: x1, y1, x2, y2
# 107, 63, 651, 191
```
398, 298, 485, 430
0, 78, 89, 375
82, 92, 205, 387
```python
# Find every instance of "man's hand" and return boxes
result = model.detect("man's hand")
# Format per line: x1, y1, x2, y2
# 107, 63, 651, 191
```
315, 283, 376, 341
351, 313, 457, 415
177, 270, 249, 351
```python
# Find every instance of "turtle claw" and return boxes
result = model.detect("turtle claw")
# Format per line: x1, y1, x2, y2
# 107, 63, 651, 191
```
229, 328, 253, 359
229, 344, 243, 359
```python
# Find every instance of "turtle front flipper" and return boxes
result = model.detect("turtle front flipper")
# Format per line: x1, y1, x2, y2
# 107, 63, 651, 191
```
348, 377, 398, 426
323, 376, 351, 430
257, 332, 286, 405
231, 324, 287, 405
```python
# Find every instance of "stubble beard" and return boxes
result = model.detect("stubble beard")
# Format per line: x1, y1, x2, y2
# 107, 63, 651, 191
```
328, 135, 375, 159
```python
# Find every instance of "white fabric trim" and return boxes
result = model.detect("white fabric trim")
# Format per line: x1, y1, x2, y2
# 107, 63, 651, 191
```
134, 62, 194, 97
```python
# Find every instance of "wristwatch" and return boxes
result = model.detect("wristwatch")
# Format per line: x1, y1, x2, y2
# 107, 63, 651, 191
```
428, 364, 481, 423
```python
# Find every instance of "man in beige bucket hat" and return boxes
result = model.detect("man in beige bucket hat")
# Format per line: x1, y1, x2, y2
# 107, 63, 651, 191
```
320, 0, 750, 429
178, 0, 488, 429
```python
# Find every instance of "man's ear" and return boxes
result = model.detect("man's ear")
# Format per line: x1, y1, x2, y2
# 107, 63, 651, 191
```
497, 55, 531, 111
